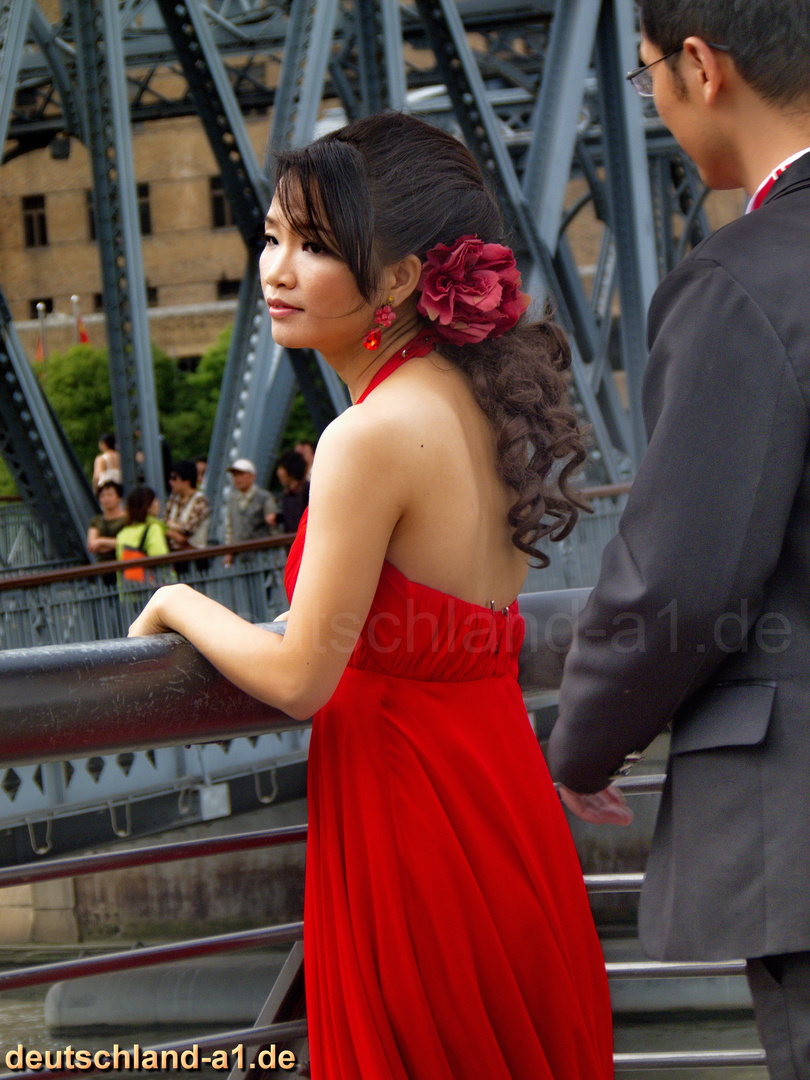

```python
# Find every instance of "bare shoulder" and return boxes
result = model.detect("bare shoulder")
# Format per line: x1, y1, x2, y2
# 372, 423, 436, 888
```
313, 360, 458, 482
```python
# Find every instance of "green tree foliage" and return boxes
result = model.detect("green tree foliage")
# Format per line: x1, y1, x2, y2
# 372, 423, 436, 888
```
37, 337, 229, 481
0, 328, 323, 496
282, 390, 320, 453
161, 327, 229, 458
0, 459, 16, 498
40, 344, 116, 475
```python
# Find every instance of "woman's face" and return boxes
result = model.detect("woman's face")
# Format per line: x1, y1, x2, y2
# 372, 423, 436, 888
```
260, 190, 373, 357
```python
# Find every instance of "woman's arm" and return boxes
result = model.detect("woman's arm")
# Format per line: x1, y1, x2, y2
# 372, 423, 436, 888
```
129, 408, 410, 720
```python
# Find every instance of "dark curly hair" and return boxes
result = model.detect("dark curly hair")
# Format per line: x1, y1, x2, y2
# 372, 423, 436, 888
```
273, 112, 589, 565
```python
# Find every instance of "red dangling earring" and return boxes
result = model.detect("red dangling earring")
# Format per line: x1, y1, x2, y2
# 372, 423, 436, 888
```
363, 297, 396, 350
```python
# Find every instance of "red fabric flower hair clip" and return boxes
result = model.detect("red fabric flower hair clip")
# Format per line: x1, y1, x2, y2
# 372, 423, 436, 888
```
416, 235, 531, 345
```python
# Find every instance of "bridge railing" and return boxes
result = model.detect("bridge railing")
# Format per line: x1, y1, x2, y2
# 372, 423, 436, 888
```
0, 484, 633, 652
0, 585, 767, 1075
0, 534, 294, 651
0, 499, 78, 576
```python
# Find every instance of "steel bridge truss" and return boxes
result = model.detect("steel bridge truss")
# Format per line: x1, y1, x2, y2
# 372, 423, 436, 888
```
0, 0, 714, 551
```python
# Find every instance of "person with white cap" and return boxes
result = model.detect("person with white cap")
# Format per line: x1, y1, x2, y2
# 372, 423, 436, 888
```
223, 458, 278, 568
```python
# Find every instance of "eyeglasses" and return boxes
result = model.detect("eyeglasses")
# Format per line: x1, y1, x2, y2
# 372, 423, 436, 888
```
626, 42, 732, 97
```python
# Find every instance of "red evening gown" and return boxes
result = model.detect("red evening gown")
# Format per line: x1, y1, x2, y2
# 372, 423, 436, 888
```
284, 345, 614, 1080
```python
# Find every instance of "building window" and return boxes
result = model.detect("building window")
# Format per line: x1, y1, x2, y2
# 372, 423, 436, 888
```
210, 177, 234, 229
29, 298, 53, 319
146, 285, 158, 307
22, 195, 48, 248
217, 277, 241, 300
94, 293, 104, 312
86, 190, 96, 241
138, 182, 152, 236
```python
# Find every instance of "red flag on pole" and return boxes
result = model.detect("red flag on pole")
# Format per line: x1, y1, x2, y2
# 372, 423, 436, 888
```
77, 314, 90, 344
34, 333, 45, 363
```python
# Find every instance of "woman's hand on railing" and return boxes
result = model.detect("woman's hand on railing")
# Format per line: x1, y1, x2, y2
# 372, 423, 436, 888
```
557, 783, 634, 826
127, 583, 188, 637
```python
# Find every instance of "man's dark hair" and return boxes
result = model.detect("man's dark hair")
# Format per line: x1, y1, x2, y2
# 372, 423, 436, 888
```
171, 459, 198, 487
277, 450, 308, 483
638, 0, 810, 107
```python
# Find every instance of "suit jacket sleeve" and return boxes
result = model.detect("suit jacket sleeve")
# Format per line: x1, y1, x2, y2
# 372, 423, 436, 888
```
546, 255, 809, 792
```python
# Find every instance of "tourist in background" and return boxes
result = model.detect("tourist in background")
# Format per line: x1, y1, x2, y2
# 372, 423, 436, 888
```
163, 460, 210, 554
270, 450, 309, 536
294, 439, 316, 481
86, 480, 128, 586
91, 433, 122, 495
223, 458, 278, 568
115, 486, 169, 594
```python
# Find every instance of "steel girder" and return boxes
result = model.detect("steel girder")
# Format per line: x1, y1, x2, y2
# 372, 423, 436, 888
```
0, 289, 97, 562
203, 0, 343, 531
593, 0, 658, 464
412, 0, 648, 480
0, 1, 96, 558
0, 0, 727, 547
0, 0, 33, 153
70, 0, 165, 498
153, 0, 271, 249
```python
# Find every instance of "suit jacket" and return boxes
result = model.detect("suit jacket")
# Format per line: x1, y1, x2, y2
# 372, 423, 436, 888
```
547, 153, 810, 961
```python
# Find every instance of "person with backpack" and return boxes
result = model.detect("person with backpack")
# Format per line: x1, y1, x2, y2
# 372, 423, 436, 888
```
115, 486, 169, 592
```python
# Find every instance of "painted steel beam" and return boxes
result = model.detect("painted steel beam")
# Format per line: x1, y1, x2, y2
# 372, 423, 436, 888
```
412, 0, 625, 482
28, 1, 85, 141
154, 0, 271, 248
593, 0, 658, 465
70, 0, 164, 498
208, 0, 344, 506
521, 0, 602, 246
0, 0, 34, 151
0, 289, 96, 562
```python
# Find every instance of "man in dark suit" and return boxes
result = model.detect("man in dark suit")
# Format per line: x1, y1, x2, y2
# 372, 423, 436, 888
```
546, 2, 810, 1075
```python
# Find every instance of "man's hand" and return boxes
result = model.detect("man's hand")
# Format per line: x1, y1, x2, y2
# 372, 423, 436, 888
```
558, 783, 634, 826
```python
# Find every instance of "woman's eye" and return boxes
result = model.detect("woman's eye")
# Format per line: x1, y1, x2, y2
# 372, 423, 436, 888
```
303, 239, 328, 255
263, 233, 277, 247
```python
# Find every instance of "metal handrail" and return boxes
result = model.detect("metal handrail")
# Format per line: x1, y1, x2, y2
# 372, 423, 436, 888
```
0, 590, 597, 767
0, 922, 303, 993
0, 824, 308, 889
614, 1049, 767, 1070
0, 481, 627, 590
0, 584, 766, 1072
0, 531, 295, 592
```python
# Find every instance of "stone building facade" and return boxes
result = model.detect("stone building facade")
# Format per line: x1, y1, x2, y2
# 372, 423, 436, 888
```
2, 111, 273, 367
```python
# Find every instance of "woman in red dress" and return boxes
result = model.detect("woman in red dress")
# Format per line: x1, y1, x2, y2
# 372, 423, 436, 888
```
129, 112, 629, 1079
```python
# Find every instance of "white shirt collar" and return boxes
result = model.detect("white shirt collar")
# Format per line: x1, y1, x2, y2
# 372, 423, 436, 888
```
746, 146, 810, 213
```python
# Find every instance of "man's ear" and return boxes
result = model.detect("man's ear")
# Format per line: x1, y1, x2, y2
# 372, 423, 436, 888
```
683, 36, 728, 105
384, 254, 423, 306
